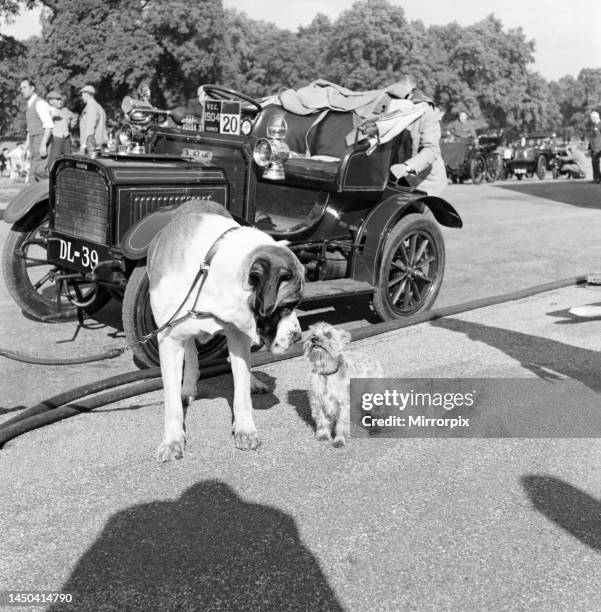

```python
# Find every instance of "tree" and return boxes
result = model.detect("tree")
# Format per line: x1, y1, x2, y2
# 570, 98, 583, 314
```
0, 35, 28, 134
324, 0, 414, 89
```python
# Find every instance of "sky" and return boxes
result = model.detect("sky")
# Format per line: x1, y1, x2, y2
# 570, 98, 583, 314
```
1, 0, 599, 82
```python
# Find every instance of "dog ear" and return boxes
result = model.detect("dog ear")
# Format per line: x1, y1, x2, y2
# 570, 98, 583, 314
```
248, 255, 279, 318
339, 329, 352, 347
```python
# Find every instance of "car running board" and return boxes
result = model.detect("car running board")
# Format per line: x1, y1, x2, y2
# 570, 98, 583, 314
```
300, 279, 374, 304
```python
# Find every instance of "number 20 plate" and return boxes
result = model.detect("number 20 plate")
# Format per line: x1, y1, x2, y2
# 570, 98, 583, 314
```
47, 233, 112, 274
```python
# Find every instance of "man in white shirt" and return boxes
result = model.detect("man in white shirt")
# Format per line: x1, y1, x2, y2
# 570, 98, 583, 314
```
19, 78, 54, 182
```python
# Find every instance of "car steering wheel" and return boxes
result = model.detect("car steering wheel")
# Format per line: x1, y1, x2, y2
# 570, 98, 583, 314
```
202, 85, 263, 114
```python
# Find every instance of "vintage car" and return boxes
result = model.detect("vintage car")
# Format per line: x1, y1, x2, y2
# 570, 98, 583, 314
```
440, 133, 504, 185
504, 132, 560, 180
2, 85, 462, 367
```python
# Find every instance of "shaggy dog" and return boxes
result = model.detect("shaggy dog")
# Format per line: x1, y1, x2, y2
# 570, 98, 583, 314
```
304, 321, 383, 447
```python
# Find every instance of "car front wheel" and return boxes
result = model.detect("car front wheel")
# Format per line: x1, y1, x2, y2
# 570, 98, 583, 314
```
372, 214, 445, 321
470, 154, 486, 184
122, 264, 228, 368
2, 205, 110, 320
536, 156, 547, 180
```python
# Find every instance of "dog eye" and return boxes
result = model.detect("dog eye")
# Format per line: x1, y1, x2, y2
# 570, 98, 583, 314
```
324, 331, 331, 338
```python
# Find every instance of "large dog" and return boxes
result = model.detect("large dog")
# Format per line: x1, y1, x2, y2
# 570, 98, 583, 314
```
147, 200, 304, 462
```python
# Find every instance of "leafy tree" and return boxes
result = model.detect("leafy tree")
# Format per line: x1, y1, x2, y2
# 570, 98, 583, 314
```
0, 35, 28, 134
324, 0, 414, 89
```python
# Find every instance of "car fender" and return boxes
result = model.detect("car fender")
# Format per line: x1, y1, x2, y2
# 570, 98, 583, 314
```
3, 180, 49, 224
119, 206, 178, 260
351, 192, 462, 285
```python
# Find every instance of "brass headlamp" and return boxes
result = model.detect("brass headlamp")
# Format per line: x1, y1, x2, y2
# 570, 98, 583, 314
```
253, 118, 289, 180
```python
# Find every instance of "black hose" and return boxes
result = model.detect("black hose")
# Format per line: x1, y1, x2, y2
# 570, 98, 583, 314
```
0, 363, 230, 448
0, 346, 125, 365
0, 275, 588, 449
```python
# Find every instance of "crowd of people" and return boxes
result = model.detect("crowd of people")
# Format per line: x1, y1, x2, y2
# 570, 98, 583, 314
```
1, 78, 109, 183
2, 75, 601, 190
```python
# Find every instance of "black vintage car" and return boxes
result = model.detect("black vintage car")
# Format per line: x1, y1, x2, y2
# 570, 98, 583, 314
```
504, 132, 560, 180
440, 132, 503, 185
2, 85, 462, 367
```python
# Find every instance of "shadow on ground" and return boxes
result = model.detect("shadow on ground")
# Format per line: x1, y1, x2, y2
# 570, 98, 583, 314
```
522, 475, 601, 552
432, 317, 601, 392
497, 181, 601, 209
49, 480, 343, 612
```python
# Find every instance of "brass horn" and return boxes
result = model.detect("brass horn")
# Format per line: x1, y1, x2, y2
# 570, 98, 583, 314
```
121, 95, 171, 121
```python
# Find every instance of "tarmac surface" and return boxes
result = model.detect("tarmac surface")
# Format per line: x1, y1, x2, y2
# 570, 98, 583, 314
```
2, 176, 601, 610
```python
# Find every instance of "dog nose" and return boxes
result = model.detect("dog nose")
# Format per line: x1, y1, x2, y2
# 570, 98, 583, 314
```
311, 336, 318, 344
292, 330, 302, 343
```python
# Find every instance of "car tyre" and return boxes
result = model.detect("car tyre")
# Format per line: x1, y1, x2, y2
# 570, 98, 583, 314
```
536, 156, 547, 180
122, 264, 228, 368
470, 154, 486, 184
372, 214, 445, 321
2, 205, 110, 320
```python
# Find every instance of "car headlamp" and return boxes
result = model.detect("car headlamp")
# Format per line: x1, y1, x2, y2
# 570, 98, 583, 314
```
253, 118, 289, 180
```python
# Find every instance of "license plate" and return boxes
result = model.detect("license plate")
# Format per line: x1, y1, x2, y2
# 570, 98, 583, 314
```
47, 234, 112, 274
514, 168, 526, 174
203, 100, 241, 135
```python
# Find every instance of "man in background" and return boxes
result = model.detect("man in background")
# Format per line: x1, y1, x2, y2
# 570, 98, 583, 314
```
588, 110, 601, 183
79, 85, 107, 152
557, 146, 588, 179
19, 77, 54, 182
47, 89, 77, 169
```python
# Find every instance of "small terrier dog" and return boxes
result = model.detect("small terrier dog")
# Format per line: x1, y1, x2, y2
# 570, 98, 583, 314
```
304, 322, 384, 447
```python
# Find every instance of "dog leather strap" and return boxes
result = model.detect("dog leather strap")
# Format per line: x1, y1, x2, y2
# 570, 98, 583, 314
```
189, 225, 241, 317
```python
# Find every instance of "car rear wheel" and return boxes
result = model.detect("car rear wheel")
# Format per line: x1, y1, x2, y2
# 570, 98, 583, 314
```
536, 156, 547, 180
372, 214, 445, 321
2, 205, 110, 320
485, 153, 503, 182
122, 264, 228, 368
470, 154, 486, 184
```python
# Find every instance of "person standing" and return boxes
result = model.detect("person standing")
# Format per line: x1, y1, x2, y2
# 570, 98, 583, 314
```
79, 85, 107, 153
447, 111, 477, 141
588, 111, 601, 183
19, 78, 54, 182
47, 89, 78, 169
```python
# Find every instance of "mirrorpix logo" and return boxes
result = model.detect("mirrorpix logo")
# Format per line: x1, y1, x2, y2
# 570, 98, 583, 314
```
359, 386, 473, 430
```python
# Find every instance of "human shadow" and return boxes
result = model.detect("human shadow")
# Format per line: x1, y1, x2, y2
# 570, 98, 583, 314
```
432, 317, 601, 392
522, 475, 601, 552
49, 480, 343, 612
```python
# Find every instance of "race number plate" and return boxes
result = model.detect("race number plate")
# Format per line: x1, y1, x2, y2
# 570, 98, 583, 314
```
203, 100, 241, 135
47, 233, 112, 274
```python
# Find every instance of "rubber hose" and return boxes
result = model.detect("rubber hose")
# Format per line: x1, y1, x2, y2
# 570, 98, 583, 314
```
0, 367, 161, 429
0, 363, 230, 448
0, 346, 125, 365
0, 275, 588, 448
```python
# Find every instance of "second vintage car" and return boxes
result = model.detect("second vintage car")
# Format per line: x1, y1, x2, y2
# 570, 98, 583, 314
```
2, 84, 462, 367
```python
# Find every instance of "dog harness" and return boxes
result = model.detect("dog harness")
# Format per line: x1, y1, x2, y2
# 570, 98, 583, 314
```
129, 225, 241, 348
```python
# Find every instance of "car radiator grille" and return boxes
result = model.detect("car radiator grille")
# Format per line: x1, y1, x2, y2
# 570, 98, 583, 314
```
54, 168, 109, 244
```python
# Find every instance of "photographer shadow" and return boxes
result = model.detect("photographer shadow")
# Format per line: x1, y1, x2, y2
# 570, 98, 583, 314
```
49, 480, 343, 611
522, 475, 601, 552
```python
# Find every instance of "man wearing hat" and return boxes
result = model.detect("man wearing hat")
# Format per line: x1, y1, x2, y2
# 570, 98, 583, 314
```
47, 89, 78, 169
79, 85, 107, 153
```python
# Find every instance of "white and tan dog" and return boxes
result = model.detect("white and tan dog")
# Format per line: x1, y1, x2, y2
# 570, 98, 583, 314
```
147, 200, 304, 462
304, 322, 384, 447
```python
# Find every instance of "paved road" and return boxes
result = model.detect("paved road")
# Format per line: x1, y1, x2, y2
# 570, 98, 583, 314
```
2, 178, 601, 610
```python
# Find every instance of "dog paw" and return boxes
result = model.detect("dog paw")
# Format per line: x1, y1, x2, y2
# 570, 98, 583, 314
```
156, 439, 185, 462
332, 436, 347, 448
316, 428, 332, 442
250, 375, 269, 395
181, 394, 195, 408
234, 430, 262, 451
